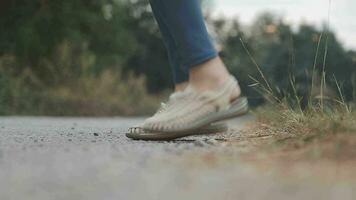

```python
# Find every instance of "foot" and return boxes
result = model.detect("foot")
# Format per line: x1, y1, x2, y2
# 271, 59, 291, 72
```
142, 55, 247, 133
142, 75, 243, 133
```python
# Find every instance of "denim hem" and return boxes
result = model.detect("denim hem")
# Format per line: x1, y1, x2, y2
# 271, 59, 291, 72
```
174, 75, 189, 84
183, 50, 218, 69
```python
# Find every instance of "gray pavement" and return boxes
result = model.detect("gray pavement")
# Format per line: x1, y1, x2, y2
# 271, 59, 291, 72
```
0, 116, 354, 200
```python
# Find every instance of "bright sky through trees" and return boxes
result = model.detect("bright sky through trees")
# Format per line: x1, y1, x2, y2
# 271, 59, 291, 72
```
214, 0, 356, 50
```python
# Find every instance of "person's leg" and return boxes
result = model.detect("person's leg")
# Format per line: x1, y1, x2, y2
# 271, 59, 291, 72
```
149, 0, 240, 99
149, 0, 188, 90
150, 0, 217, 67
130, 0, 247, 138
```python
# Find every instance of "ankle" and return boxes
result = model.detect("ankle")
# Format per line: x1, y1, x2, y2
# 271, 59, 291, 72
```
174, 82, 188, 92
189, 57, 230, 91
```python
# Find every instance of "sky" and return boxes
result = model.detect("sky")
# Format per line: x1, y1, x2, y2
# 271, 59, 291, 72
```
212, 0, 356, 50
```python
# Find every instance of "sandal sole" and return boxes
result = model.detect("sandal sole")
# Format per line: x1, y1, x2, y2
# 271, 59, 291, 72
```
126, 122, 227, 141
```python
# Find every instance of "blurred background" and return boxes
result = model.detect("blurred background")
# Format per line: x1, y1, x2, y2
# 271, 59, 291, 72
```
0, 0, 355, 116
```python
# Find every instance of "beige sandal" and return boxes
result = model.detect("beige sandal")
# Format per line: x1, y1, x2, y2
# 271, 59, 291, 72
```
142, 76, 249, 134
126, 97, 248, 140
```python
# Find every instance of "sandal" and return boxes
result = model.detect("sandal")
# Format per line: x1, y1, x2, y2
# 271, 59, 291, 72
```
142, 76, 249, 134
126, 96, 248, 140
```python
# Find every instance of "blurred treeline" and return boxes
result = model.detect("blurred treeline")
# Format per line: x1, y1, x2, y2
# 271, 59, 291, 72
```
0, 0, 355, 115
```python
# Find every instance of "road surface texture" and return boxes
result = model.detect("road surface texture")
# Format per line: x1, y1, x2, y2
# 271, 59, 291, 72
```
0, 116, 354, 200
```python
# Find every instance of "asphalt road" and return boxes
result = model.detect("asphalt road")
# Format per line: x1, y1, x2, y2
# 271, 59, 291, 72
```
0, 116, 354, 200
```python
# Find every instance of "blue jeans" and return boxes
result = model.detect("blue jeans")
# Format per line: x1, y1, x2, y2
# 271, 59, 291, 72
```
149, 0, 218, 84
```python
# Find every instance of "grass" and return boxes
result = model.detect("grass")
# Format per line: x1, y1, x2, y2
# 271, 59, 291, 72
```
241, 50, 356, 162
251, 104, 356, 161
238, 0, 356, 162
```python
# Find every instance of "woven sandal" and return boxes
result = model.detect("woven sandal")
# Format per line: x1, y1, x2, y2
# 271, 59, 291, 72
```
142, 76, 249, 134
126, 96, 248, 140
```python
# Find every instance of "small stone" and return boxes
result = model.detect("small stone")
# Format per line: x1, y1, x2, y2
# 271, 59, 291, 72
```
68, 139, 72, 142
93, 133, 99, 136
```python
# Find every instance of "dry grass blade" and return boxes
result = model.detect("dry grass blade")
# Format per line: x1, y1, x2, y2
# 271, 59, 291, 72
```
239, 38, 274, 94
333, 75, 351, 113
320, 0, 332, 109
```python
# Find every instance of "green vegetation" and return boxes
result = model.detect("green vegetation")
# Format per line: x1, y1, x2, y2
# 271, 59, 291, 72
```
243, 14, 356, 159
213, 13, 356, 107
237, 7, 356, 160
0, 0, 355, 115
0, 0, 167, 115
